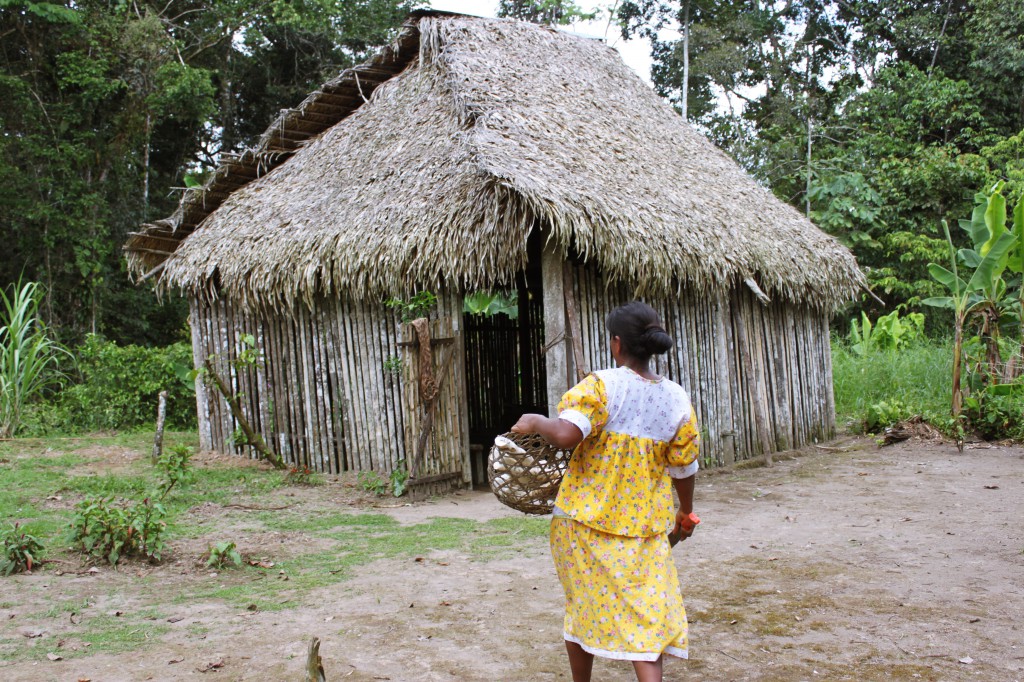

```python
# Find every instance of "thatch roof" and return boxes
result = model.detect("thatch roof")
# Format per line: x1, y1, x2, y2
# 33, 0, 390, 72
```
125, 11, 864, 311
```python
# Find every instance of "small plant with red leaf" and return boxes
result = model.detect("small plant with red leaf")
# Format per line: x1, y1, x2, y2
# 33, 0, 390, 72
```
1, 522, 43, 575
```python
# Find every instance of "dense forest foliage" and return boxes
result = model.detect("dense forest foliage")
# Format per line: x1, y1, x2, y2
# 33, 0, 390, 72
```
617, 0, 1024, 323
1, 0, 415, 346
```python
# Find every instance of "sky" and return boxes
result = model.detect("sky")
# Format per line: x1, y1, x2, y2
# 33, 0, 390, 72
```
424, 1, 677, 86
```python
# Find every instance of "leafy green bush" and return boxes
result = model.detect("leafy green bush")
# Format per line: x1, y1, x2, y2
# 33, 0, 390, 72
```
285, 466, 322, 486
847, 309, 925, 355
963, 388, 1024, 440
357, 471, 387, 496
864, 400, 911, 432
390, 462, 409, 498
68, 496, 167, 565
1, 523, 44, 575
834, 336, 1023, 440
50, 335, 196, 433
157, 444, 194, 497
357, 466, 408, 497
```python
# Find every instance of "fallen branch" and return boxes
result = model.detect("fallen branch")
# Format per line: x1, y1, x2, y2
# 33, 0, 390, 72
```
204, 360, 286, 470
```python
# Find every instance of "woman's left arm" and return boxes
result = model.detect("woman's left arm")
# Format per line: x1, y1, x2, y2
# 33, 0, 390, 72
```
511, 414, 584, 450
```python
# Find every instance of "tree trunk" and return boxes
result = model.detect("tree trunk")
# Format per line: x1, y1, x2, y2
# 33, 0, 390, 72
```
682, 0, 690, 121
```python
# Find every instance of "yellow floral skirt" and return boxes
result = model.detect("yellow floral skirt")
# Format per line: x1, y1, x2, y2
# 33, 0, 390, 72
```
550, 516, 688, 661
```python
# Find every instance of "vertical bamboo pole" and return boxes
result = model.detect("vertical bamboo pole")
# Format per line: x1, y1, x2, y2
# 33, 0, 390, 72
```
189, 300, 213, 451
541, 243, 569, 417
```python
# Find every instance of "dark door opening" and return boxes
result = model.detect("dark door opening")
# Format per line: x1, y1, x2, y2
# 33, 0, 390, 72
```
464, 232, 547, 485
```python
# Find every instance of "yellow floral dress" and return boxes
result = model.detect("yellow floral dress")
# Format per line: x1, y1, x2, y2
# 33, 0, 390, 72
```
550, 367, 700, 661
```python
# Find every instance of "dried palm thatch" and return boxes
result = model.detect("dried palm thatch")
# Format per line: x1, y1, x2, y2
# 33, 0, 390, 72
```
488, 433, 570, 515
126, 12, 864, 311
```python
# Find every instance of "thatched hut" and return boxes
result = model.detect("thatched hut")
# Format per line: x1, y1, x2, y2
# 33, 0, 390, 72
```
126, 11, 863, 494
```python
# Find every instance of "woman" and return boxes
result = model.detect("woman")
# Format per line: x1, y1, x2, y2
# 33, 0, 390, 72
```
512, 301, 700, 682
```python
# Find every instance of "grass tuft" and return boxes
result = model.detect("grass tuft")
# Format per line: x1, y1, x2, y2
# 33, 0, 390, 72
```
832, 338, 953, 431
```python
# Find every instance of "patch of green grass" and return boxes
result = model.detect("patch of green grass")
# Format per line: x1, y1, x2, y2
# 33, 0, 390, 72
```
63, 473, 151, 498
174, 515, 550, 610
257, 510, 397, 533
75, 615, 171, 656
40, 597, 93, 619
832, 338, 953, 430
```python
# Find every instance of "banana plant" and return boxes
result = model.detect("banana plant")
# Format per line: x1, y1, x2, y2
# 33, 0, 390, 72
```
924, 183, 1022, 419
1008, 194, 1024, 374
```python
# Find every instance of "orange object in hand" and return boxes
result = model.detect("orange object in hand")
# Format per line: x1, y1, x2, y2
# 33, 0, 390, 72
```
668, 512, 701, 547
680, 512, 700, 533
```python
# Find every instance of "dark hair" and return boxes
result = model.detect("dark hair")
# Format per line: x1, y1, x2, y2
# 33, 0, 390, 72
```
606, 301, 674, 360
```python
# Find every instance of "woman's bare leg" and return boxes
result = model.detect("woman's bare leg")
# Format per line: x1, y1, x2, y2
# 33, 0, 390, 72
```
565, 641, 594, 682
632, 656, 663, 682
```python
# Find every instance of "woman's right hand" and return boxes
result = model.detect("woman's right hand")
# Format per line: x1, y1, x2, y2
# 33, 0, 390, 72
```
510, 413, 544, 434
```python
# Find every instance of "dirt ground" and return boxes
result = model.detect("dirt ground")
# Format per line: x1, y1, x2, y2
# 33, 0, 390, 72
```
2, 434, 1023, 681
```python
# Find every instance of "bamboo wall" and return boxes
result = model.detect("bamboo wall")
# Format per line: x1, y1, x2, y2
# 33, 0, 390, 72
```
566, 265, 835, 466
189, 292, 469, 491
190, 264, 835, 482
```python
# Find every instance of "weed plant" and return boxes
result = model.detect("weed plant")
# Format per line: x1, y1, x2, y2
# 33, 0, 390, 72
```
206, 540, 243, 569
1, 523, 44, 574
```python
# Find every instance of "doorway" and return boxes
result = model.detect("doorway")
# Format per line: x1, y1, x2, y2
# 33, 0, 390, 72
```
463, 231, 548, 485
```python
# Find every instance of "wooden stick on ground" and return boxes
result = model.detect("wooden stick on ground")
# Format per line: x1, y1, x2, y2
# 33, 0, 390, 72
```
152, 390, 168, 464
204, 360, 286, 470
305, 636, 325, 682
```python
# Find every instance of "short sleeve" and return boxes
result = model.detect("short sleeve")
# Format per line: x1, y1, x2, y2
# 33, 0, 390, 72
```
557, 374, 608, 440
666, 411, 700, 478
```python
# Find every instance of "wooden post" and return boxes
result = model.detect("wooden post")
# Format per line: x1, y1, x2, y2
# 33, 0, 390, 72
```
189, 301, 213, 451
541, 242, 569, 417
152, 390, 168, 464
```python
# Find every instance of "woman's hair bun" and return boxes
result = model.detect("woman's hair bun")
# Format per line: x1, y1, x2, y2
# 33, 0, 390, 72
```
606, 301, 675, 360
641, 326, 674, 355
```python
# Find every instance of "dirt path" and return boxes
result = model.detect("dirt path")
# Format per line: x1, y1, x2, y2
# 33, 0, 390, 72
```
3, 436, 1023, 681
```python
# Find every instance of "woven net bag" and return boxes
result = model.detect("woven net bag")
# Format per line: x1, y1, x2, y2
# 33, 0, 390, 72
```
488, 432, 571, 515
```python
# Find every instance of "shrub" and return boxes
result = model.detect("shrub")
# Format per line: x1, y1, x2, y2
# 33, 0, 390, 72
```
963, 389, 1024, 440
847, 309, 925, 355
285, 466, 322, 486
157, 444, 194, 497
68, 496, 167, 565
390, 462, 409, 498
52, 335, 196, 433
357, 471, 387, 496
864, 400, 911, 432
1, 523, 44, 575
